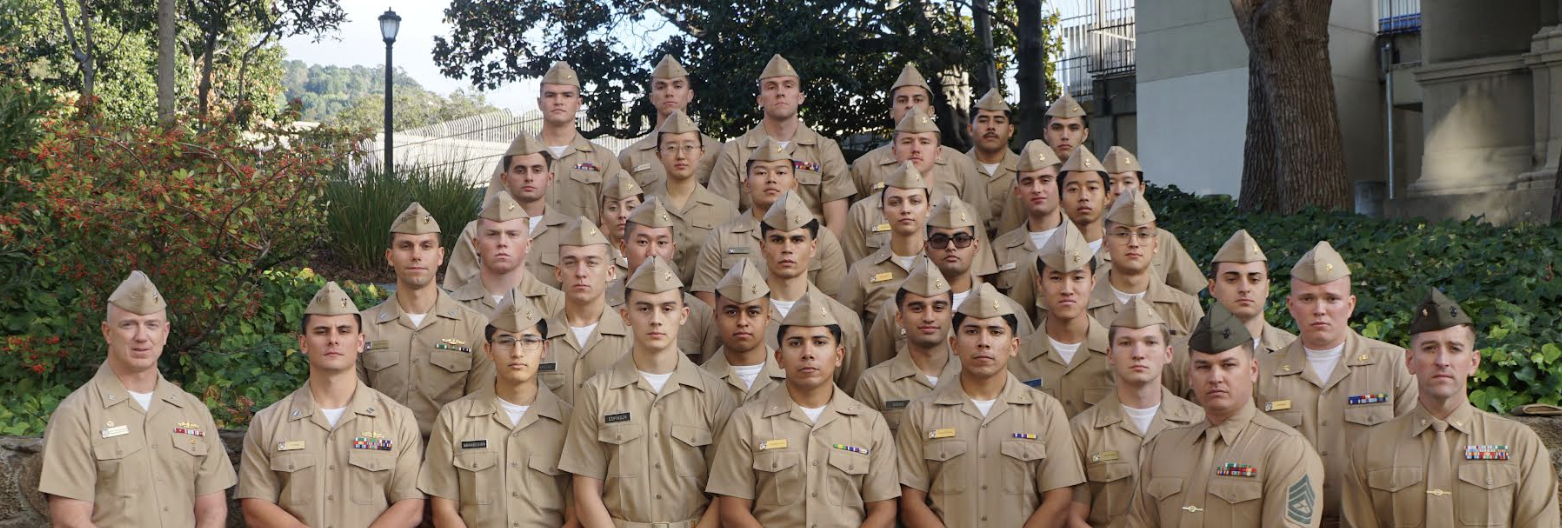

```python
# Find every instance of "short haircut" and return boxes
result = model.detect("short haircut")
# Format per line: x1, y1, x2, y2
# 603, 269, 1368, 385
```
759, 218, 822, 240
879, 187, 932, 208
485, 319, 550, 343
951, 312, 1021, 335
1106, 324, 1171, 346
925, 225, 975, 237
777, 323, 844, 346
1035, 255, 1099, 278
624, 219, 674, 241
971, 107, 1016, 124
1206, 261, 1270, 280
299, 314, 363, 335
1058, 169, 1109, 191
1191, 340, 1257, 357
1045, 115, 1091, 129
501, 151, 554, 174
895, 288, 953, 310
626, 286, 687, 305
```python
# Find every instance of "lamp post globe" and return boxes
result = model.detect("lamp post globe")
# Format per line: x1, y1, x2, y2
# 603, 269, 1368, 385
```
379, 8, 400, 174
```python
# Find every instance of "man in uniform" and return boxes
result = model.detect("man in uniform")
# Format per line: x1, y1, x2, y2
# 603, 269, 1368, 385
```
239, 282, 425, 528
448, 133, 574, 291
758, 190, 867, 393
849, 63, 985, 204
1044, 94, 1089, 163
649, 110, 738, 285
608, 197, 721, 362
968, 89, 1025, 236
598, 170, 643, 279
838, 161, 932, 329
40, 271, 236, 528
560, 257, 737, 528
448, 189, 566, 317
419, 296, 576, 528
703, 258, 788, 404
991, 140, 1065, 320
1068, 299, 1203, 528
708, 294, 901, 528
1087, 190, 1203, 335
1165, 229, 1295, 400
619, 55, 721, 191
534, 61, 623, 225
1057, 146, 1110, 256
1342, 289, 1559, 528
360, 203, 493, 437
692, 138, 850, 305
1127, 305, 1325, 528
854, 259, 960, 436
709, 54, 855, 232
544, 217, 631, 405
897, 283, 1086, 528
1010, 221, 1113, 418
1098, 145, 1204, 297
1256, 241, 1417, 527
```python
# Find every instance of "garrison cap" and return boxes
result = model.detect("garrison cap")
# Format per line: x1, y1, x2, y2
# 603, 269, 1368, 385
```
1059, 146, 1103, 174
560, 216, 610, 247
1102, 146, 1142, 173
780, 291, 838, 328
884, 161, 929, 192
1189, 304, 1252, 353
1212, 229, 1267, 264
478, 190, 528, 223
926, 195, 978, 230
1111, 297, 1166, 329
656, 110, 700, 135
891, 63, 931, 94
625, 256, 684, 294
762, 190, 815, 231
304, 281, 358, 316
1291, 241, 1350, 284
955, 283, 1014, 319
390, 202, 440, 235
759, 54, 799, 81
601, 170, 643, 201
1036, 221, 1092, 273
541, 61, 580, 87
1017, 140, 1062, 172
626, 196, 676, 229
714, 258, 769, 303
1104, 189, 1156, 227
1407, 288, 1474, 335
108, 270, 167, 315
488, 295, 544, 334
651, 55, 690, 80
1046, 93, 1087, 118
503, 133, 548, 158
974, 88, 1011, 113
895, 107, 940, 136
748, 138, 795, 163
899, 257, 951, 297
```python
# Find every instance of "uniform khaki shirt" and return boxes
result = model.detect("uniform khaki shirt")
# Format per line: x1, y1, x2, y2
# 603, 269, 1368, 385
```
447, 269, 565, 319
445, 209, 574, 291
1342, 403, 1560, 528
618, 131, 721, 191
863, 293, 1033, 368
837, 190, 999, 278
853, 347, 960, 435
1086, 272, 1205, 338
418, 385, 574, 528
236, 381, 424, 528
359, 289, 494, 436
897, 373, 1087, 527
39, 364, 237, 528
708, 124, 856, 214
1003, 230, 1200, 322
763, 283, 868, 394
702, 348, 788, 404
849, 144, 991, 224
971, 148, 1026, 236
650, 184, 739, 286
1256, 330, 1417, 524
542, 304, 632, 405
689, 212, 850, 299
1127, 402, 1325, 528
1095, 229, 1206, 297
707, 385, 901, 528
837, 247, 919, 329
988, 225, 1046, 309
558, 354, 738, 524
544, 132, 625, 225
1069, 389, 1204, 528
1166, 323, 1294, 401
606, 280, 720, 364
1009, 315, 1114, 418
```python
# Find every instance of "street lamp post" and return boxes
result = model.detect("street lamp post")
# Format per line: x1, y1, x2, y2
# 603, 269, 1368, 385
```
379, 8, 401, 175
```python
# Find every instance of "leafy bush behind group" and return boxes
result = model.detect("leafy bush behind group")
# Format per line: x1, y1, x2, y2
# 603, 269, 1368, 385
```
324, 162, 482, 273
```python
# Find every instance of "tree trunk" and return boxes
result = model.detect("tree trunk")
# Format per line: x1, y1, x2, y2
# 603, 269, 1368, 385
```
972, 0, 998, 96
1552, 148, 1561, 222
54, 0, 94, 100
1015, 0, 1045, 143
157, 0, 176, 125
1239, 54, 1281, 211
1231, 0, 1349, 213
197, 35, 216, 120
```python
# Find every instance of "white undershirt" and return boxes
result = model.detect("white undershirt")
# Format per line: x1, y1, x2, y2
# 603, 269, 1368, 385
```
1111, 286, 1146, 306
496, 396, 529, 426
528, 215, 543, 233
571, 323, 598, 347
771, 298, 796, 318
321, 407, 347, 427
892, 254, 916, 270
546, 145, 568, 158
925, 374, 940, 386
980, 162, 1000, 176
639, 370, 673, 393
952, 290, 970, 310
730, 363, 765, 389
1305, 343, 1346, 381
1050, 337, 1083, 365
971, 399, 996, 417
491, 294, 506, 304
1088, 238, 1104, 255
800, 405, 826, 423
407, 313, 427, 328
1029, 226, 1060, 251
1122, 403, 1160, 434
776, 141, 791, 150
128, 390, 153, 411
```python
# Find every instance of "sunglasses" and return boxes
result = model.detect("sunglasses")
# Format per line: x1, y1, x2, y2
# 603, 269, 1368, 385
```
927, 233, 975, 250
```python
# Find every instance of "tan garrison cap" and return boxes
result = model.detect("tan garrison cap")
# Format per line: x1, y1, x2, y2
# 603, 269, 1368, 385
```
602, 170, 643, 200
1017, 140, 1061, 172
1111, 297, 1166, 329
626, 196, 675, 229
1059, 146, 1102, 173
714, 258, 769, 303
503, 133, 548, 158
759, 54, 799, 80
1104, 189, 1156, 227
955, 283, 1013, 319
390, 202, 440, 235
1046, 93, 1086, 118
488, 296, 544, 333
891, 63, 931, 94
478, 190, 528, 223
541, 61, 580, 87
108, 270, 167, 315
1291, 241, 1350, 284
748, 138, 795, 163
900, 258, 951, 297
926, 195, 978, 230
895, 107, 940, 135
304, 281, 358, 316
762, 190, 814, 231
626, 256, 684, 294
884, 161, 929, 191
974, 88, 1010, 113
656, 110, 700, 135
780, 290, 838, 327
1102, 146, 1142, 173
1407, 288, 1473, 335
1211, 229, 1267, 264
560, 216, 610, 247
1037, 221, 1091, 273
651, 55, 690, 80
1189, 304, 1252, 353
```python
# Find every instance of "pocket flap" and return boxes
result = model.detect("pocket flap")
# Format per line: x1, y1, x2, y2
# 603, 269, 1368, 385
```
348, 450, 393, 472
1000, 439, 1047, 462
568, 168, 603, 183
753, 450, 801, 473
1367, 466, 1423, 492
170, 432, 210, 456
1087, 461, 1135, 483
828, 449, 869, 475
795, 169, 822, 185
1208, 480, 1263, 504
539, 251, 560, 266
1270, 410, 1304, 428
362, 349, 400, 372
1145, 477, 1183, 500
1344, 404, 1394, 426
597, 424, 643, 445
430, 349, 473, 373
92, 439, 144, 461
670, 424, 713, 447
270, 453, 316, 473
1458, 463, 1519, 490
455, 451, 497, 473
922, 439, 967, 462
528, 453, 563, 476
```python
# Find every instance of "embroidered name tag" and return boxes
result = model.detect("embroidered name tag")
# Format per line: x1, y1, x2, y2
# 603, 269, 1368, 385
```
1265, 400, 1291, 411
928, 428, 956, 439
727, 247, 750, 254
633, 163, 652, 172
277, 440, 306, 451
831, 443, 870, 455
604, 412, 631, 423
461, 439, 488, 450
872, 223, 892, 233
884, 400, 909, 410
1217, 463, 1257, 477
760, 439, 788, 450
101, 425, 130, 439
574, 162, 600, 172
999, 262, 1017, 272
1091, 450, 1119, 463
871, 272, 895, 283
538, 362, 558, 372
1466, 445, 1510, 460
1347, 394, 1388, 405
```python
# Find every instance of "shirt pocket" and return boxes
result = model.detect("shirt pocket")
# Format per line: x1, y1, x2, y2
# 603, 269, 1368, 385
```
1000, 439, 1047, 495
1367, 466, 1425, 528
795, 167, 822, 187
597, 424, 645, 478
826, 448, 870, 507
361, 345, 400, 373
1086, 461, 1137, 519
669, 424, 714, 476
753, 449, 804, 507
922, 439, 969, 496
168, 429, 209, 480
454, 451, 498, 505
1207, 479, 1263, 525
425, 347, 474, 401
526, 453, 567, 512
1456, 463, 1519, 526
1269, 410, 1305, 429
347, 450, 394, 506
1144, 477, 1184, 519
1344, 401, 1395, 427
269, 453, 317, 508
92, 436, 146, 498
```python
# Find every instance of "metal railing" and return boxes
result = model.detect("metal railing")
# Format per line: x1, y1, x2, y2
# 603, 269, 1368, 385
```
1053, 0, 1137, 100
1378, 0, 1421, 34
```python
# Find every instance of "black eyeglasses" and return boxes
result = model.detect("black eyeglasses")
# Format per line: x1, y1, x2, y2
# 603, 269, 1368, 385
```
927, 233, 975, 249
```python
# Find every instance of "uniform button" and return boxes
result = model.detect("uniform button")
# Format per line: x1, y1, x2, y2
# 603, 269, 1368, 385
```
511, 462, 519, 468
1320, 420, 1328, 426
655, 463, 662, 469
1320, 451, 1328, 457
812, 461, 818, 467
981, 515, 988, 521
981, 485, 988, 490
812, 492, 818, 498
328, 495, 334, 501
329, 465, 336, 470
512, 491, 520, 498
981, 424, 987, 429
654, 432, 660, 438
656, 494, 663, 499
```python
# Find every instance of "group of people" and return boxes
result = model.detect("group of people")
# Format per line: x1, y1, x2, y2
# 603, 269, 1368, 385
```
36, 53, 1561, 528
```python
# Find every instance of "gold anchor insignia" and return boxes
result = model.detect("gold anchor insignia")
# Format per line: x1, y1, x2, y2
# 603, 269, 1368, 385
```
1422, 308, 1430, 316
523, 311, 532, 319
934, 279, 943, 289
959, 211, 967, 222
1072, 250, 1081, 263
422, 216, 431, 224
588, 227, 598, 235
1358, 354, 1369, 361
1083, 158, 1092, 168
340, 298, 349, 308
507, 202, 516, 211
660, 213, 669, 221
663, 272, 675, 281
1252, 244, 1261, 254
774, 146, 783, 153
992, 300, 1000, 310
751, 284, 758, 294
152, 294, 160, 303
1282, 365, 1292, 372
1325, 263, 1334, 272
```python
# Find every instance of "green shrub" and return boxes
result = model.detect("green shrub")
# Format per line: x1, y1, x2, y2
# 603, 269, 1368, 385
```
324, 162, 482, 273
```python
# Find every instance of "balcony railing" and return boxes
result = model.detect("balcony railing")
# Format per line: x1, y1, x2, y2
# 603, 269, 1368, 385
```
1053, 0, 1136, 100
1378, 0, 1421, 34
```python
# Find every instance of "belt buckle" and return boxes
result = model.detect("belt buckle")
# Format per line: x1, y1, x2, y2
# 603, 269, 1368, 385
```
653, 524, 671, 528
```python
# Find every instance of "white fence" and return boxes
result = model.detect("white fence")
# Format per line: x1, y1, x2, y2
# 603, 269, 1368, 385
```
359, 110, 642, 186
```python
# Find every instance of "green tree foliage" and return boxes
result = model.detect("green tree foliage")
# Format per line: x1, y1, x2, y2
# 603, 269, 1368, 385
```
280, 60, 500, 132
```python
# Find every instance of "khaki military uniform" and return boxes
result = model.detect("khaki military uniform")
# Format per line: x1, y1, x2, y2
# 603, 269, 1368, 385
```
543, 133, 624, 225
836, 248, 919, 329
1095, 229, 1206, 297
764, 285, 867, 394
446, 209, 574, 292
897, 373, 1087, 526
838, 191, 999, 277
606, 280, 720, 364
650, 185, 739, 286
1342, 403, 1559, 528
1009, 315, 1113, 418
542, 305, 631, 406
853, 348, 960, 435
359, 290, 494, 436
1086, 273, 1205, 338
618, 131, 722, 192
610, 244, 631, 281
709, 125, 856, 215
236, 381, 424, 528
863, 293, 1033, 368
1068, 389, 1204, 528
689, 213, 850, 298
39, 364, 237, 528
974, 148, 1028, 236
702, 348, 787, 405
1127, 402, 1325, 528
1166, 324, 1294, 402
706, 386, 901, 528
558, 354, 737, 526
418, 385, 573, 528
447, 270, 565, 319
1255, 330, 1417, 525
849, 144, 990, 222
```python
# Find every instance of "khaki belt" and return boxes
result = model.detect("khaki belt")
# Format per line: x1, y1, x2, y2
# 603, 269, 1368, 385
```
611, 519, 696, 528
